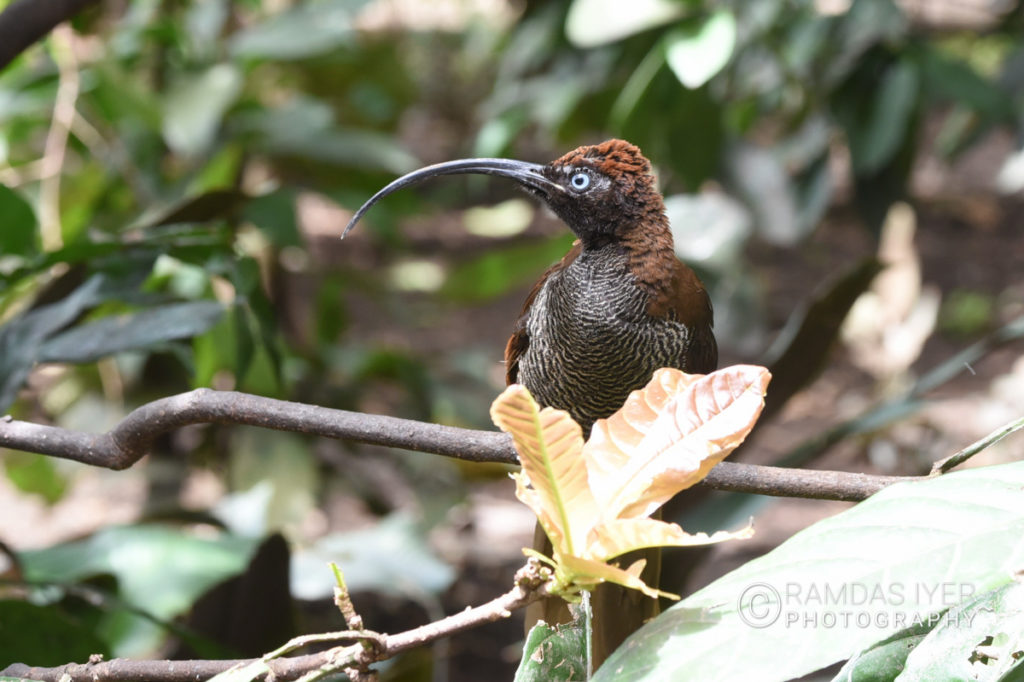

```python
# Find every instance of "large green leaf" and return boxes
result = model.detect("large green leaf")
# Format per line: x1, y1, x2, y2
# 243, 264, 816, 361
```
0, 600, 109, 668
234, 96, 418, 175
38, 300, 226, 364
229, 0, 371, 60
894, 581, 1024, 681
162, 63, 243, 158
665, 11, 737, 90
290, 514, 454, 601
19, 525, 259, 621
595, 461, 1024, 681
0, 276, 106, 413
832, 620, 933, 681
566, 0, 686, 48
839, 57, 921, 175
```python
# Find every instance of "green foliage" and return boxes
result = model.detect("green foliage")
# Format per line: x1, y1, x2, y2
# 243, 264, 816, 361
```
0, 599, 109, 667
441, 233, 576, 303
595, 460, 1024, 681
515, 620, 588, 682
19, 525, 260, 656
1, 452, 66, 503
0, 0, 1021, 677
940, 289, 996, 337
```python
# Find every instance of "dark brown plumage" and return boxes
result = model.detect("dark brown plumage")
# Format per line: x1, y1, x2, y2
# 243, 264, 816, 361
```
343, 138, 717, 667
503, 139, 716, 433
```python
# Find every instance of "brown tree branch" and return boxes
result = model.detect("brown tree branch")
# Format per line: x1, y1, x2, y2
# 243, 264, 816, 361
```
0, 0, 100, 72
0, 561, 551, 682
0, 388, 916, 501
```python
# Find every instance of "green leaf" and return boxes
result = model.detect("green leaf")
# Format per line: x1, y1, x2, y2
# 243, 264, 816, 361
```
595, 461, 1024, 681
223, 431, 318, 536
185, 0, 230, 60
919, 46, 1014, 119
229, 0, 371, 60
0, 276, 106, 412
2, 452, 67, 504
58, 160, 109, 245
132, 189, 247, 230
896, 582, 1024, 681
235, 96, 418, 174
609, 44, 667, 132
243, 190, 301, 247
291, 514, 454, 601
38, 301, 226, 364
566, 0, 686, 49
0, 184, 37, 258
724, 143, 800, 245
665, 192, 752, 269
163, 63, 243, 158
665, 11, 737, 89
441, 234, 575, 303
843, 58, 921, 174
515, 620, 588, 682
0, 600, 109, 667
832, 621, 934, 681
19, 525, 259, 620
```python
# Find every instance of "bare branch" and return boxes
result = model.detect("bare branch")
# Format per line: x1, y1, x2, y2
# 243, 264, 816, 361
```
0, 389, 518, 469
0, 561, 551, 682
1, 653, 333, 682
0, 0, 100, 72
702, 462, 910, 502
0, 388, 918, 501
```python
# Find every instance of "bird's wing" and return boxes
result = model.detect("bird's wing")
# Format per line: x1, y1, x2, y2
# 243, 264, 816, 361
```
504, 241, 582, 385
668, 259, 719, 374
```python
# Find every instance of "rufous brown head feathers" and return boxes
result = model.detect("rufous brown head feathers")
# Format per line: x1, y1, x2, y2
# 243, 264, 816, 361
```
537, 139, 665, 246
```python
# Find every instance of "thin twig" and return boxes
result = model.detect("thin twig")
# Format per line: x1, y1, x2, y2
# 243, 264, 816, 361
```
930, 414, 1024, 476
0, 388, 917, 501
0, 560, 552, 682
331, 563, 365, 630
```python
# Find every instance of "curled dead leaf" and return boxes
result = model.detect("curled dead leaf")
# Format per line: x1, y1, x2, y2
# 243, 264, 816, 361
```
585, 365, 772, 519
490, 365, 769, 599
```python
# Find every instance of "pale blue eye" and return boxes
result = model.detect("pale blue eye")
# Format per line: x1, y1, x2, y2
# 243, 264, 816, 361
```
570, 172, 590, 191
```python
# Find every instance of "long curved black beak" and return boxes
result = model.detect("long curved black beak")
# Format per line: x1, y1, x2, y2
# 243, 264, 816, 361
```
342, 158, 563, 238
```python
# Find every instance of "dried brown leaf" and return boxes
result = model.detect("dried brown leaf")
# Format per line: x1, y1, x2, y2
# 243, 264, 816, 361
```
585, 365, 771, 519
491, 385, 596, 558
587, 517, 755, 562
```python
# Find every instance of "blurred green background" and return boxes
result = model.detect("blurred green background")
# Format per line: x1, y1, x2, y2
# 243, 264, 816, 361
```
1, 0, 1023, 679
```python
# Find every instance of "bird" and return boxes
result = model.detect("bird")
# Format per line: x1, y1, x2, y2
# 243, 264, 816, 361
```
344, 138, 717, 666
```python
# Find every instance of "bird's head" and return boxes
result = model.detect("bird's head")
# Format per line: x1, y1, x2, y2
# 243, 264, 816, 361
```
342, 139, 665, 248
